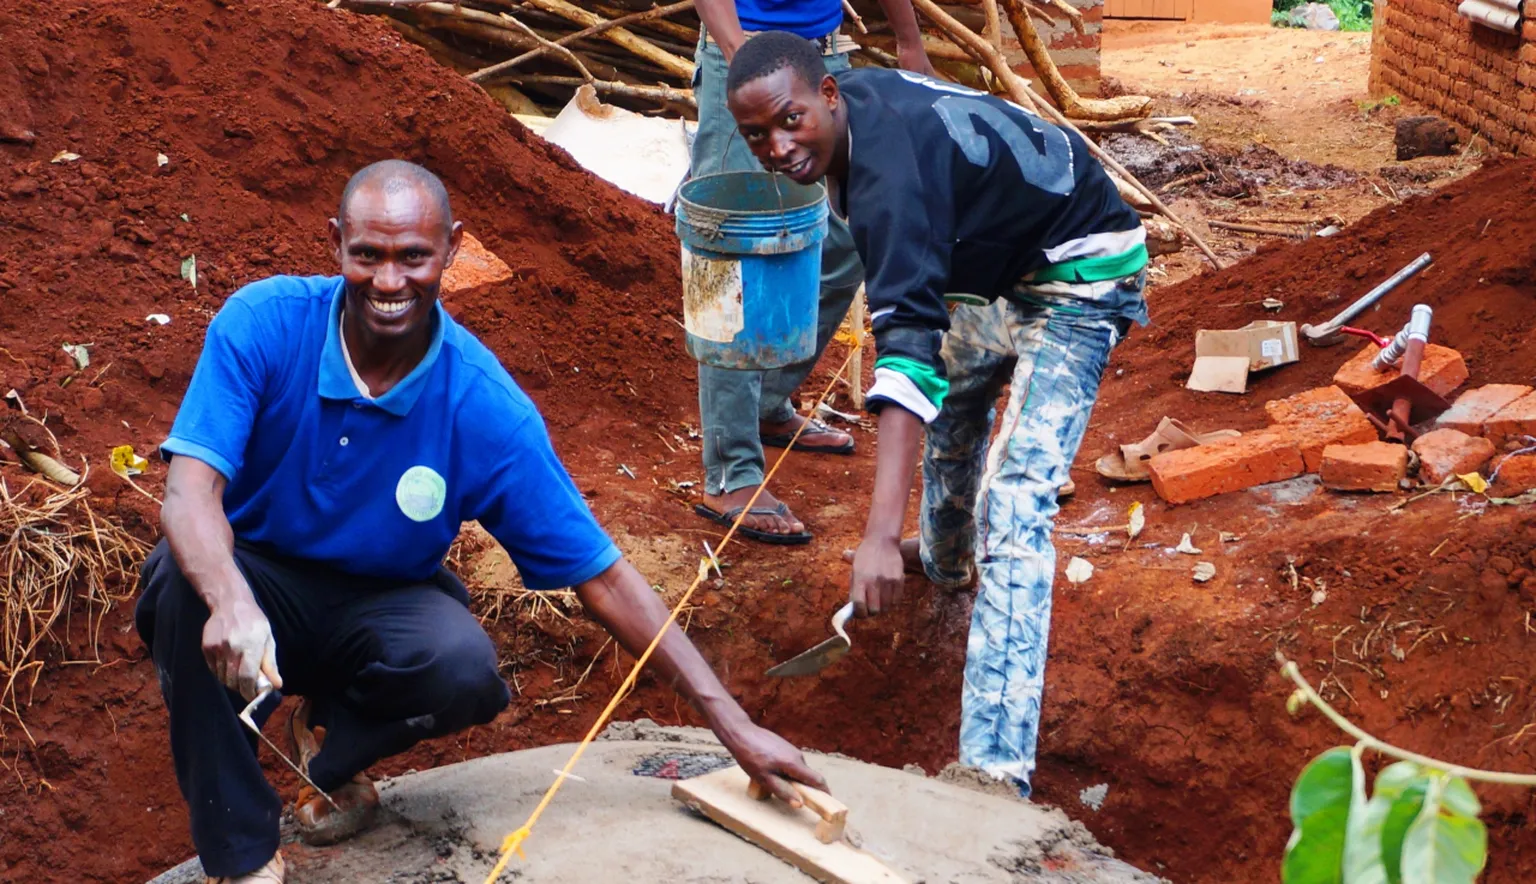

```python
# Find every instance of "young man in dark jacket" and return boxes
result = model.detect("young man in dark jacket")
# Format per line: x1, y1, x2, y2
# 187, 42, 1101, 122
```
725, 32, 1149, 795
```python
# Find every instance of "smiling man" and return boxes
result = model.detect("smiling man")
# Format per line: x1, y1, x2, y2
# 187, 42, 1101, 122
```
725, 35, 1149, 796
135, 160, 825, 884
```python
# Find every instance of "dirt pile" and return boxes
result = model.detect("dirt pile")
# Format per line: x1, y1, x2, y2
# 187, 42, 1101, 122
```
1043, 157, 1536, 883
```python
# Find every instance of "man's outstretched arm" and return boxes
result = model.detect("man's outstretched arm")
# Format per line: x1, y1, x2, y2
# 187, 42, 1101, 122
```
574, 559, 827, 803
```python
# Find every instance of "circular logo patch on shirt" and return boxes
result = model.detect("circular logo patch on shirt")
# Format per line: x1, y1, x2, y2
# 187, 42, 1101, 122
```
396, 466, 447, 522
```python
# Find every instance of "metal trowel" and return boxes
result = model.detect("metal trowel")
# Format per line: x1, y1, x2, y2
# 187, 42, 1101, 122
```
765, 602, 855, 677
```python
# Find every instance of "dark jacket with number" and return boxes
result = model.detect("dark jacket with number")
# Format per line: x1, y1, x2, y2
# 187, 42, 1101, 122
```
834, 68, 1145, 422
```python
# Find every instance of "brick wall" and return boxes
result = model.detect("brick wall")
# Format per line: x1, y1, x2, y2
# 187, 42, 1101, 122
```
1370, 0, 1535, 154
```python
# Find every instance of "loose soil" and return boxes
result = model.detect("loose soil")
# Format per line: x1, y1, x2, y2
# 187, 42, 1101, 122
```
1, 4, 1534, 884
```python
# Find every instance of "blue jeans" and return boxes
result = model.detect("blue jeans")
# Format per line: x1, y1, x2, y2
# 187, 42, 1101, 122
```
690, 35, 863, 495
921, 272, 1146, 794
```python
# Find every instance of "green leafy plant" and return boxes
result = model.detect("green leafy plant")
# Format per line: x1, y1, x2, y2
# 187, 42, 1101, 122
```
1271, 0, 1374, 31
1278, 656, 1534, 884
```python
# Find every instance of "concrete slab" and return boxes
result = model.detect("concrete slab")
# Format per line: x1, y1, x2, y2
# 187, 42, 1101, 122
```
148, 722, 1161, 884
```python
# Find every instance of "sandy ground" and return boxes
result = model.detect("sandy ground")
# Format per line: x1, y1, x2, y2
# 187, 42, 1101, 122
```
1100, 21, 1481, 287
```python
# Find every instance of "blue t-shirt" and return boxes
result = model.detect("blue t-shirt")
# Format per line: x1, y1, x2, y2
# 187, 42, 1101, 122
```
161, 275, 621, 589
735, 0, 842, 39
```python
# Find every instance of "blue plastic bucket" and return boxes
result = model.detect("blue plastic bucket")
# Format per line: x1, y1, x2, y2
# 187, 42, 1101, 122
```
675, 172, 829, 371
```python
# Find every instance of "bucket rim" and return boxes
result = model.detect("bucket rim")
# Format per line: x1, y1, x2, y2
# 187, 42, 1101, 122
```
677, 171, 828, 217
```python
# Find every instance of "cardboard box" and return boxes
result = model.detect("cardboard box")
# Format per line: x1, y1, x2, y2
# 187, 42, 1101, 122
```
1194, 321, 1300, 372
1186, 356, 1253, 394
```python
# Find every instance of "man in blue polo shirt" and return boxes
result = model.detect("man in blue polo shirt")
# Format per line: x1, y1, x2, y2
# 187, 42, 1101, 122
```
688, 0, 932, 544
135, 160, 825, 884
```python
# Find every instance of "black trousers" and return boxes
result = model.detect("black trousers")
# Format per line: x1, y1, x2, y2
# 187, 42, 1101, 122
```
134, 539, 511, 877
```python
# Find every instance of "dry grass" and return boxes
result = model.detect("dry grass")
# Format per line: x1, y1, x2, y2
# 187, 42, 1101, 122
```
0, 469, 148, 743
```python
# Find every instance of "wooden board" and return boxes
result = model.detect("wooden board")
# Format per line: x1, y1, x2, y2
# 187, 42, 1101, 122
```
671, 765, 908, 884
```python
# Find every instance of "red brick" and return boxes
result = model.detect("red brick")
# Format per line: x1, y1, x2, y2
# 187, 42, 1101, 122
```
1321, 442, 1409, 492
1263, 385, 1381, 470
441, 232, 513, 296
1490, 453, 1536, 497
1332, 343, 1470, 400
1436, 384, 1534, 435
1411, 428, 1497, 484
1148, 431, 1306, 505
1485, 392, 1536, 448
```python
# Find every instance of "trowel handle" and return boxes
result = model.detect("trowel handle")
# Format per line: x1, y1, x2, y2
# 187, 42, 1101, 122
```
747, 778, 849, 844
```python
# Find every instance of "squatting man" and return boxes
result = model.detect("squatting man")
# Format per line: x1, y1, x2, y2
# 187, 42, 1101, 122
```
136, 160, 826, 884
725, 33, 1150, 797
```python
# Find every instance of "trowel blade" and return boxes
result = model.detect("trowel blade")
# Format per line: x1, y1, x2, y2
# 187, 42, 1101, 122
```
765, 636, 851, 677
765, 602, 855, 678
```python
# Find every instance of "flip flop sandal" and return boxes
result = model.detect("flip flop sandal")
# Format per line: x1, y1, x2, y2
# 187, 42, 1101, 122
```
1094, 417, 1241, 483
761, 418, 856, 455
693, 501, 813, 545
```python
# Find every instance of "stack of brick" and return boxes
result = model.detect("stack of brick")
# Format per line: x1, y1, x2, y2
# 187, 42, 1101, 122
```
1143, 342, 1536, 504
1368, 0, 1536, 156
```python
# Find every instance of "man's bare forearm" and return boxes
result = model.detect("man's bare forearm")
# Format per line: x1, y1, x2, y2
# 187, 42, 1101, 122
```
162, 458, 253, 613
862, 406, 925, 544
874, 0, 927, 50
695, 0, 745, 59
575, 559, 750, 730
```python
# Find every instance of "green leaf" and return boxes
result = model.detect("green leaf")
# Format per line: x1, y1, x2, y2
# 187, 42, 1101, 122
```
1293, 747, 1356, 822
1375, 766, 1431, 884
1285, 805, 1351, 884
1283, 747, 1356, 884
1400, 776, 1487, 884
1343, 744, 1389, 884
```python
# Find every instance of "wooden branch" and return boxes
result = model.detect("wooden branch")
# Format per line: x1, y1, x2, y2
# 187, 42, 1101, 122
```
1072, 115, 1197, 133
908, 0, 1223, 269
909, 0, 1042, 108
593, 3, 699, 42
855, 44, 900, 66
505, 74, 695, 106
859, 32, 986, 63
998, 0, 1150, 121
469, 0, 695, 81
843, 0, 870, 33
416, 14, 629, 80
521, 0, 695, 79
1208, 220, 1308, 239
981, 0, 1003, 50
498, 11, 595, 80
1027, 0, 1085, 34
384, 16, 490, 70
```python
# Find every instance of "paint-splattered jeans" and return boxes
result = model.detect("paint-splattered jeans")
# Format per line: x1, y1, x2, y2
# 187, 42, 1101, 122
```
690, 34, 863, 495
920, 272, 1148, 795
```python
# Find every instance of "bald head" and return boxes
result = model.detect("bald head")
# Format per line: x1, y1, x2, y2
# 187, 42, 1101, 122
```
338, 160, 454, 238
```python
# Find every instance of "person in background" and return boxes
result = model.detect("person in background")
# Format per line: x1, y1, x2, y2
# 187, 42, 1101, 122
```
724, 33, 1149, 796
688, 0, 934, 545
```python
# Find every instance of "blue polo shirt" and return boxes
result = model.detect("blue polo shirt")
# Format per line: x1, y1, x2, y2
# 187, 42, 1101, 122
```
735, 0, 842, 39
161, 275, 621, 589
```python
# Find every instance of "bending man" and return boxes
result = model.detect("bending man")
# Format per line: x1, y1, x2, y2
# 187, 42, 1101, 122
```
725, 34, 1149, 795
137, 160, 824, 883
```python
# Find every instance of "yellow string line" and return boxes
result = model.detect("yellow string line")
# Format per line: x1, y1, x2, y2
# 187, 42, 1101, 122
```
483, 342, 862, 883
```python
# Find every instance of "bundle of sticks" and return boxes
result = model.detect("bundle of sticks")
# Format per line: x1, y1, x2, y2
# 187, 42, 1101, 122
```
325, 0, 1220, 266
